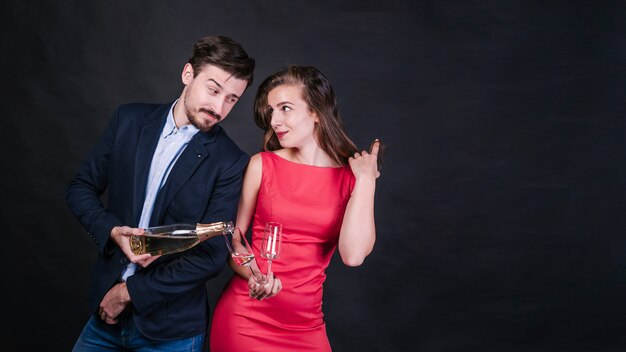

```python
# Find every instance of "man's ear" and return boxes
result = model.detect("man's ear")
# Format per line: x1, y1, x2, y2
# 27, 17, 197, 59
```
182, 63, 194, 84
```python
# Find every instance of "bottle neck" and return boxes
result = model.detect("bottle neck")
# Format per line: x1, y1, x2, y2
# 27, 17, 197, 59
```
195, 221, 234, 241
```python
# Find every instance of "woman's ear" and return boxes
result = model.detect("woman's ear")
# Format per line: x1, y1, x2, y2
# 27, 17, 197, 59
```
311, 111, 320, 123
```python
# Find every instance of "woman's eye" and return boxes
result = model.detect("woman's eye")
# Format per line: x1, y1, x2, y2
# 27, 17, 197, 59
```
281, 106, 292, 112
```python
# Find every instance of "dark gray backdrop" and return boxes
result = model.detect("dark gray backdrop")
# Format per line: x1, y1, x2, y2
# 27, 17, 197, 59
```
3, 1, 626, 351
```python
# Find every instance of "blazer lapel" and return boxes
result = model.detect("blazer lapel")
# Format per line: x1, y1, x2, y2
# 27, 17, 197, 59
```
149, 125, 219, 225
133, 105, 170, 226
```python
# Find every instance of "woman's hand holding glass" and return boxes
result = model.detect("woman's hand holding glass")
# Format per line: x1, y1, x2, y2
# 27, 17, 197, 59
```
224, 227, 266, 289
250, 222, 283, 300
249, 271, 282, 300
224, 226, 283, 300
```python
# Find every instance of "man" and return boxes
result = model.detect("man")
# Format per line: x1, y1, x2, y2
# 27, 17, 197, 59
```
66, 35, 255, 351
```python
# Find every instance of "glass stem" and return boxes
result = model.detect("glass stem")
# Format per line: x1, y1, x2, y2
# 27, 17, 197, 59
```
248, 266, 264, 288
265, 259, 273, 283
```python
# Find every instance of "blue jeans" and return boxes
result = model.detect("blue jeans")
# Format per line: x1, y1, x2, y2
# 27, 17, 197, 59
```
72, 312, 205, 352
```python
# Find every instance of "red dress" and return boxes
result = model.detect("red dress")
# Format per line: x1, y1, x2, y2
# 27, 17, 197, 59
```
210, 152, 355, 352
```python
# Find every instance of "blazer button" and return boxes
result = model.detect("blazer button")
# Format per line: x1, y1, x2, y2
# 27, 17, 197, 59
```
121, 258, 128, 264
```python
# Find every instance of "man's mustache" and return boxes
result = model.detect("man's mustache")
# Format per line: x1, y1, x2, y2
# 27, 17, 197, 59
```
199, 108, 222, 121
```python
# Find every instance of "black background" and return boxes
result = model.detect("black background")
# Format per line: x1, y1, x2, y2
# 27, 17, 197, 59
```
3, 1, 626, 351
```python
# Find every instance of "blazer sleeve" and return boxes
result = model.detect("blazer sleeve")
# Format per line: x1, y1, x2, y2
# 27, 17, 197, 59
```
65, 107, 125, 253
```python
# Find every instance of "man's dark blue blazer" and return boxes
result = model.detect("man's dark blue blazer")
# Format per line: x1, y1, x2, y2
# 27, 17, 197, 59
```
66, 102, 249, 340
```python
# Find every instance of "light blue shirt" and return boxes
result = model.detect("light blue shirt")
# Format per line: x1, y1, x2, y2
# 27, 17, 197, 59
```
121, 100, 199, 280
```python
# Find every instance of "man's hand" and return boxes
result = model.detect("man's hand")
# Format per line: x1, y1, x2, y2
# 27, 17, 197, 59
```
110, 226, 161, 267
99, 282, 131, 325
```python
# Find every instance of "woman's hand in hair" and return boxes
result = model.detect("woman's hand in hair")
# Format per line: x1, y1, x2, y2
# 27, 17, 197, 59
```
348, 139, 381, 180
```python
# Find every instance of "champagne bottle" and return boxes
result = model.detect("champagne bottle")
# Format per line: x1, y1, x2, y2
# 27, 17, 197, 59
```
129, 221, 234, 256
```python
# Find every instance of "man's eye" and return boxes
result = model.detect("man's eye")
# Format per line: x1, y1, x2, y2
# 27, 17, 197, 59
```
227, 97, 238, 104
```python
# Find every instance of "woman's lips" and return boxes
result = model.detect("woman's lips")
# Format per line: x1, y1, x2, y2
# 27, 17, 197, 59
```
275, 131, 287, 139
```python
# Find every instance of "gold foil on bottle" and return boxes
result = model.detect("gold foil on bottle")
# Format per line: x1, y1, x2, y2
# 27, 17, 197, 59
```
195, 221, 234, 240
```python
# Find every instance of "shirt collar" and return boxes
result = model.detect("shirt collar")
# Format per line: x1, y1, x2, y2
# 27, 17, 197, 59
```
162, 99, 200, 139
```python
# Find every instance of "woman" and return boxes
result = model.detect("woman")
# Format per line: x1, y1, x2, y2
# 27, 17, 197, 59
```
210, 65, 381, 351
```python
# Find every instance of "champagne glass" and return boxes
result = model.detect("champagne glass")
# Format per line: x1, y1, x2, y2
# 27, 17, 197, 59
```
260, 222, 283, 282
223, 227, 265, 287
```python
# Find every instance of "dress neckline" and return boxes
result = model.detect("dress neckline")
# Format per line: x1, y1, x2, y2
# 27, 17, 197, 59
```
268, 151, 345, 170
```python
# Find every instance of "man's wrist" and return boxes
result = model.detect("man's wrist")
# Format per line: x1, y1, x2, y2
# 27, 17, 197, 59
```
118, 282, 131, 303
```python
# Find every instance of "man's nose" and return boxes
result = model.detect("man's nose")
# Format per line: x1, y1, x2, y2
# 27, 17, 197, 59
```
211, 98, 225, 115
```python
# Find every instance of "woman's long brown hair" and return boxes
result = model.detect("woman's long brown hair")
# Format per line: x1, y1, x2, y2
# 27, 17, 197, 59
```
253, 65, 358, 167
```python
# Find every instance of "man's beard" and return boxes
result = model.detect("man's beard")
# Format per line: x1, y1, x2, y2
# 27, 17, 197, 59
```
187, 109, 222, 132
185, 105, 222, 133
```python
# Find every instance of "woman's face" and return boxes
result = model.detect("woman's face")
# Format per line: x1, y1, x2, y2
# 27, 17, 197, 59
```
267, 84, 318, 149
